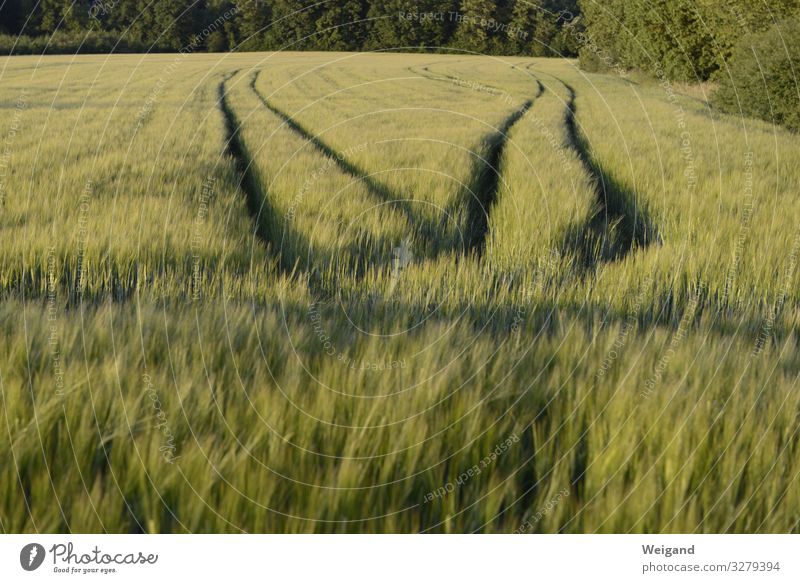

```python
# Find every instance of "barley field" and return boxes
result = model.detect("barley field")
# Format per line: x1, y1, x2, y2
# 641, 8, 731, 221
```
1, 52, 798, 533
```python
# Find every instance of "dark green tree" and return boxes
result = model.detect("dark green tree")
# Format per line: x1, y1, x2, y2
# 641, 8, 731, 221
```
231, 0, 273, 50
452, 0, 496, 53
577, 0, 799, 81
315, 0, 368, 51
2, 0, 585, 56
364, 0, 458, 51
263, 0, 321, 50
152, 0, 205, 50
38, 0, 70, 34
64, 0, 94, 32
508, 0, 540, 55
0, 0, 38, 34
713, 14, 800, 132
488, 0, 514, 54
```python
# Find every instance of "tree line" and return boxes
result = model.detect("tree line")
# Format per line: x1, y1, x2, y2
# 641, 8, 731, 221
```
577, 0, 800, 131
577, 0, 799, 81
0, 0, 581, 56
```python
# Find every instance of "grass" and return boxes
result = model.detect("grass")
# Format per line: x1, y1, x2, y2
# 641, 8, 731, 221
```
0, 52, 798, 533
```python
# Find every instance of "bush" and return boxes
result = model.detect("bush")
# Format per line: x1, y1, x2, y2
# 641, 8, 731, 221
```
0, 31, 164, 55
205, 31, 228, 53
577, 0, 799, 83
713, 16, 800, 132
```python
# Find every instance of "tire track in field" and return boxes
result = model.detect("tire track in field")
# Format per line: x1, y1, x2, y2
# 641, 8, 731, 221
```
559, 82, 660, 267
410, 63, 507, 97
248, 70, 442, 254
220, 71, 428, 297
410, 62, 544, 103
217, 71, 298, 275
461, 98, 533, 255
411, 62, 543, 255
413, 62, 655, 264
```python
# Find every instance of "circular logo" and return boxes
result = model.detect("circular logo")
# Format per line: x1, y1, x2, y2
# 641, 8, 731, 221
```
20, 543, 46, 571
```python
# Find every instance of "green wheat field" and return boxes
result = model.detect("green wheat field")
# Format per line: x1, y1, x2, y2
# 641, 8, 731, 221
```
1, 52, 799, 533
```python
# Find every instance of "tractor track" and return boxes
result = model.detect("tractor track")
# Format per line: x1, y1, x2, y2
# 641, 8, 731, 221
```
560, 82, 660, 267
248, 70, 442, 251
426, 58, 656, 267
462, 99, 533, 255
220, 71, 425, 297
411, 61, 543, 255
217, 71, 296, 275
247, 66, 545, 263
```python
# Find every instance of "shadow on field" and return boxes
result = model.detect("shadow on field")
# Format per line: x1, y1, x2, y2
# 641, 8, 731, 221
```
219, 72, 407, 295
412, 64, 545, 256
248, 70, 444, 258
6, 259, 795, 369
559, 83, 661, 272
218, 70, 296, 273
460, 99, 533, 256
